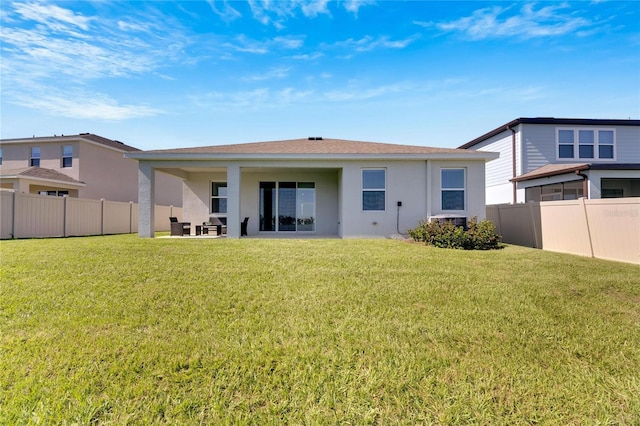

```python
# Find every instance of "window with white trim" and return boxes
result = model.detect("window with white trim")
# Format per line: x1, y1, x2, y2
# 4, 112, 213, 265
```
211, 182, 227, 215
441, 168, 465, 210
557, 128, 615, 160
31, 147, 40, 167
62, 145, 73, 168
362, 169, 386, 211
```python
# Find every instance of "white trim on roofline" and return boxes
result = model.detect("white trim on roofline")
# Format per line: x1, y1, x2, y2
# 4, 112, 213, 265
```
1, 175, 86, 187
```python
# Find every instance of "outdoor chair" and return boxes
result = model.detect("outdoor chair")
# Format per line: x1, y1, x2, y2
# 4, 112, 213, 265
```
241, 217, 249, 236
169, 216, 191, 236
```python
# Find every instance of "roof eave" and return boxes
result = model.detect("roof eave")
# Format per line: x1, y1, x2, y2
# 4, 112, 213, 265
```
126, 152, 499, 162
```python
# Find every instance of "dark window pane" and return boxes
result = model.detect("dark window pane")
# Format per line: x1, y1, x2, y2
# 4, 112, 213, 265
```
579, 145, 594, 159
362, 170, 385, 189
558, 144, 574, 158
363, 191, 385, 211
62, 157, 72, 167
442, 190, 464, 210
599, 145, 614, 159
31, 158, 40, 166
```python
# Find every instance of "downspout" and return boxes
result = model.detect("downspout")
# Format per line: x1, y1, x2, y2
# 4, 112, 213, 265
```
509, 125, 517, 204
575, 170, 589, 199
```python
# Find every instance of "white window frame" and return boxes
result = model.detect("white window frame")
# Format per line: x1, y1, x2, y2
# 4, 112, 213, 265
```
62, 145, 73, 168
210, 181, 228, 221
30, 146, 40, 167
441, 168, 466, 211
556, 127, 616, 161
361, 168, 386, 212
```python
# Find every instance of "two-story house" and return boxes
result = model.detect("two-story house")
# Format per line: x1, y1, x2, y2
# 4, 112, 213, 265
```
0, 133, 182, 206
459, 118, 640, 204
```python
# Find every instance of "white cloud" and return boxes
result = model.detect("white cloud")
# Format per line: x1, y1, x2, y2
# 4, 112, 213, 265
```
8, 86, 162, 120
343, 0, 376, 16
206, 0, 242, 22
436, 3, 593, 40
333, 34, 418, 52
243, 66, 291, 81
13, 2, 93, 31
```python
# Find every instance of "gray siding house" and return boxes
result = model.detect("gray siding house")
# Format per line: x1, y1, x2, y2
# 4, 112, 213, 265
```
459, 118, 640, 204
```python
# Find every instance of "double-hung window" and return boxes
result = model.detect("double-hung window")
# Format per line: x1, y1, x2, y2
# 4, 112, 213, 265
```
30, 147, 40, 166
362, 169, 385, 211
557, 128, 615, 160
62, 145, 73, 168
441, 168, 465, 210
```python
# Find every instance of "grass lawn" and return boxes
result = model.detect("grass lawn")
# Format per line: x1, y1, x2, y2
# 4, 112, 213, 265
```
1, 235, 639, 424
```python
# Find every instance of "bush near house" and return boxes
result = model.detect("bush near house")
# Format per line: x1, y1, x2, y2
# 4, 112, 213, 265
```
409, 217, 502, 250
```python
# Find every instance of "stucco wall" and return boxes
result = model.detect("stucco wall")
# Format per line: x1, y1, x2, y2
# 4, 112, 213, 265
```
179, 158, 489, 238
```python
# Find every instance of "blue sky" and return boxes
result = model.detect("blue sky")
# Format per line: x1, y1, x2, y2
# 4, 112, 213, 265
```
1, 1, 639, 150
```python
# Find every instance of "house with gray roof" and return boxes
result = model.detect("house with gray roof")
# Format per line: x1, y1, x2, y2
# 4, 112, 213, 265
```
458, 118, 640, 204
126, 137, 498, 238
0, 133, 182, 206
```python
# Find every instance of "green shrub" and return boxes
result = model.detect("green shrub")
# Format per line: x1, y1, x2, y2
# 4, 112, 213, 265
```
408, 217, 502, 250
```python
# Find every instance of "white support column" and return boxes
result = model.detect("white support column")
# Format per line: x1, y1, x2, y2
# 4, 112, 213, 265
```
226, 164, 241, 238
138, 162, 156, 238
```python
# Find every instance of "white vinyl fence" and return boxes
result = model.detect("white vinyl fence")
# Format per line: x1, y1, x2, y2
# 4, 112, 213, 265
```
487, 198, 640, 265
0, 190, 182, 239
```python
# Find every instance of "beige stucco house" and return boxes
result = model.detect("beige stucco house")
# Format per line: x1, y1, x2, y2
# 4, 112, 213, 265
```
126, 137, 498, 238
0, 133, 182, 206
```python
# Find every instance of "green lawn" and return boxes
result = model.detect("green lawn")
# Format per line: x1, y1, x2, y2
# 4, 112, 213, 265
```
1, 235, 639, 424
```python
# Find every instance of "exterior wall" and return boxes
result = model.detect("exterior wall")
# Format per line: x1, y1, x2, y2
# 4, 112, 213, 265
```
340, 161, 428, 237
465, 129, 513, 204
588, 169, 640, 199
428, 160, 488, 220
520, 123, 640, 171
178, 158, 489, 238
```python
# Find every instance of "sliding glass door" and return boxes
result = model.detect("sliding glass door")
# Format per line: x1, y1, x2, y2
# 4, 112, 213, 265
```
259, 182, 315, 232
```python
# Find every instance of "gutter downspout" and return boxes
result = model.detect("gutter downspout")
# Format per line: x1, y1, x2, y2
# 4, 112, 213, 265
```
509, 125, 517, 204
575, 170, 589, 199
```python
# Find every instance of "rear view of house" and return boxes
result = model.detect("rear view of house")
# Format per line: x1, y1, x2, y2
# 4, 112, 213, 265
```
126, 137, 498, 238
459, 118, 640, 204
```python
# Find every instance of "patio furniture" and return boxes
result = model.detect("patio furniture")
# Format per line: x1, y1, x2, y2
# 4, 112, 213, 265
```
169, 216, 191, 236
203, 216, 225, 236
241, 217, 249, 236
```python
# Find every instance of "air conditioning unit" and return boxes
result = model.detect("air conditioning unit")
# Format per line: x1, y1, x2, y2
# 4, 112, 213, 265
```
429, 214, 467, 229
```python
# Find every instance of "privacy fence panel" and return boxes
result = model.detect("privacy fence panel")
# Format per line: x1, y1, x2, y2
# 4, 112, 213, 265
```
66, 197, 102, 236
489, 198, 640, 264
14, 192, 65, 238
103, 201, 134, 235
0, 190, 180, 239
1, 191, 14, 240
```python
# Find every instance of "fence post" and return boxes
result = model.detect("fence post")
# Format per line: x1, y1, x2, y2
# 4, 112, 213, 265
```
529, 202, 540, 249
11, 191, 17, 239
581, 197, 595, 258
100, 199, 105, 235
63, 196, 68, 237
129, 201, 134, 234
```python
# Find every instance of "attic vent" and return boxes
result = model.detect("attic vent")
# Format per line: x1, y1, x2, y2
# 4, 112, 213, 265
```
308, 136, 323, 140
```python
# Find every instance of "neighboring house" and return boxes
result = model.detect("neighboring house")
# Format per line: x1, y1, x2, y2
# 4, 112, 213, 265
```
458, 118, 640, 204
0, 133, 182, 206
126, 137, 498, 238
